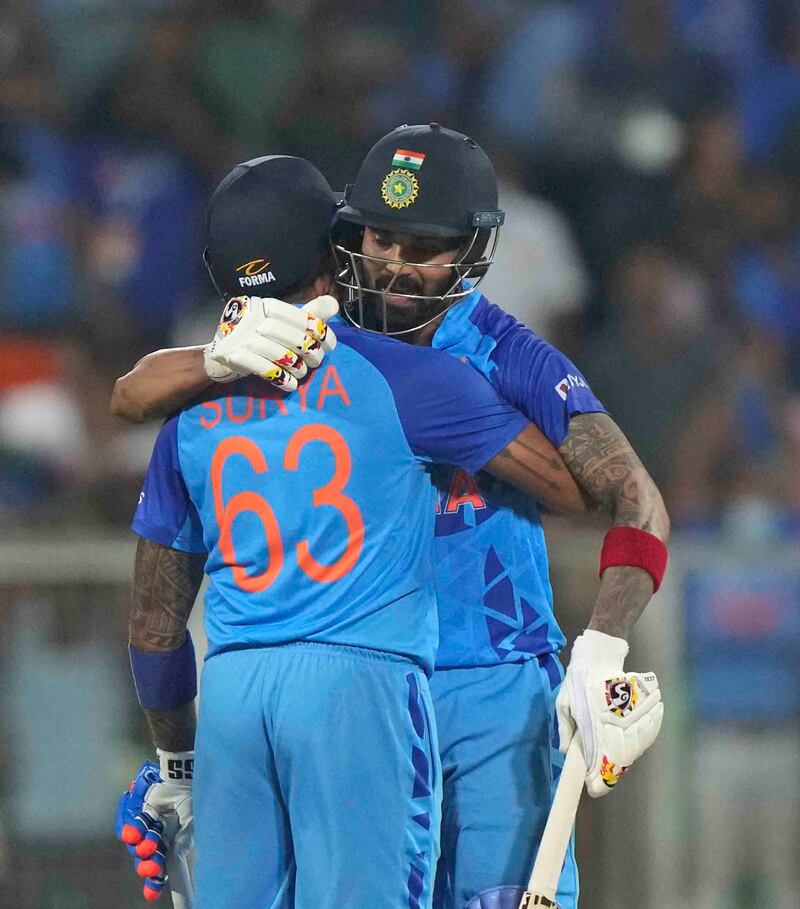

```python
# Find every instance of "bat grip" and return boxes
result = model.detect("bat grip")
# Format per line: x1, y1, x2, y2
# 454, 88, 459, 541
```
525, 736, 586, 901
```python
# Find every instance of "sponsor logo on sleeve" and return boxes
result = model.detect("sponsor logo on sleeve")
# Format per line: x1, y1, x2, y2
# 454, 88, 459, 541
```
554, 374, 588, 401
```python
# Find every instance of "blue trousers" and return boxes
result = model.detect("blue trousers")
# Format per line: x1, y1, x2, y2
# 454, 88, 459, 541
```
193, 642, 441, 909
430, 657, 578, 909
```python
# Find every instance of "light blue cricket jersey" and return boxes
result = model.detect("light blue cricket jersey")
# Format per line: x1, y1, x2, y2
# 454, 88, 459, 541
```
431, 291, 606, 670
132, 324, 527, 676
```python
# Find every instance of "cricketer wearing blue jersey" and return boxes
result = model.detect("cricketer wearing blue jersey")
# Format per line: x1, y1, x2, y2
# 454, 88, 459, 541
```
117, 156, 590, 909
328, 125, 668, 909
114, 135, 667, 909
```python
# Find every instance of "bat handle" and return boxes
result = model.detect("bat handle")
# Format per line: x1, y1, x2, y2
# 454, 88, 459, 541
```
165, 849, 195, 909
525, 736, 587, 901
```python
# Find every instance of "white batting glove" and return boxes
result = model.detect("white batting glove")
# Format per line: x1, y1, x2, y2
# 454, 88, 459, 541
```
556, 630, 663, 798
204, 294, 338, 392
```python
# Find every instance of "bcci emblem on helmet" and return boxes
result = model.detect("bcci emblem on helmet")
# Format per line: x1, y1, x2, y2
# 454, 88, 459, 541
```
380, 169, 419, 209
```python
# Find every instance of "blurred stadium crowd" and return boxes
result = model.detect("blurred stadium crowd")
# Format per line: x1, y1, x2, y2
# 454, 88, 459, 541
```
3, 0, 800, 543
3, 3, 800, 907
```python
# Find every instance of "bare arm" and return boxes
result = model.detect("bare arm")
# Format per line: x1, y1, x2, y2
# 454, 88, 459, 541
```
484, 423, 590, 516
487, 412, 669, 639
130, 537, 206, 751
558, 412, 670, 638
111, 347, 212, 424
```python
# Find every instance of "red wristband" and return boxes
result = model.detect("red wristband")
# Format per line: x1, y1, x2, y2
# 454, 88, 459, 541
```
599, 526, 669, 593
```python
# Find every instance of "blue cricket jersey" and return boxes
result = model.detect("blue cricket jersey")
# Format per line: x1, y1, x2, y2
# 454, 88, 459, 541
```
430, 290, 606, 669
132, 324, 527, 675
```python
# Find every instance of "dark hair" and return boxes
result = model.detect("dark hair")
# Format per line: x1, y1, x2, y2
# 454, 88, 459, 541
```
278, 249, 337, 304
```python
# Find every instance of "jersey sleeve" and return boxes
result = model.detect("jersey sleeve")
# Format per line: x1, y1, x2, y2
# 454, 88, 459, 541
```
131, 414, 207, 554
492, 329, 606, 447
346, 334, 528, 473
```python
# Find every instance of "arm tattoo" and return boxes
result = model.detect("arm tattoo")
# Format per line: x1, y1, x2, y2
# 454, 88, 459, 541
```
143, 702, 197, 754
558, 413, 670, 639
485, 425, 588, 515
130, 538, 205, 751
130, 538, 205, 652
558, 412, 669, 537
493, 437, 562, 493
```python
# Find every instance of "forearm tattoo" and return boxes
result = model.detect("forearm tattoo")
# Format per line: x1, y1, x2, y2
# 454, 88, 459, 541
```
586, 566, 656, 639
558, 413, 669, 538
493, 433, 563, 493
130, 538, 205, 652
130, 538, 205, 752
144, 702, 197, 754
559, 413, 670, 638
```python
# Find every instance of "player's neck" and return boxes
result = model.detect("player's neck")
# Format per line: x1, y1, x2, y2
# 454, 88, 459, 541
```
408, 316, 444, 347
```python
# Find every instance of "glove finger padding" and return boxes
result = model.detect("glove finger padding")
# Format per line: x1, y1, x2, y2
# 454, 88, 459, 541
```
260, 295, 338, 352
243, 335, 309, 379
299, 295, 338, 352
585, 671, 663, 798
220, 347, 299, 392
256, 319, 325, 369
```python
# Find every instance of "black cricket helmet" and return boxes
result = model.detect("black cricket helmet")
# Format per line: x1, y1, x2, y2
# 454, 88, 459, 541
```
332, 123, 504, 335
204, 155, 338, 301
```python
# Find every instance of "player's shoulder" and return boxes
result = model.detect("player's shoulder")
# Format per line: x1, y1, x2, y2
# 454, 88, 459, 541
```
461, 293, 577, 383
335, 322, 501, 404
472, 293, 554, 352
336, 322, 471, 372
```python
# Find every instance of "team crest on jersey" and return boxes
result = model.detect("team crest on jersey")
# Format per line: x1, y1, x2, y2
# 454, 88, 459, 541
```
381, 169, 419, 209
218, 296, 248, 337
605, 676, 639, 717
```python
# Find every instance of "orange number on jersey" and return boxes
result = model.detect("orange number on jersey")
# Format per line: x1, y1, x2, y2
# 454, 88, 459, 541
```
211, 427, 364, 591
284, 424, 365, 583
211, 437, 284, 592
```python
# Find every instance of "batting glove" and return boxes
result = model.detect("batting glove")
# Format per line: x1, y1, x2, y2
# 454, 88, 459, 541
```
556, 630, 663, 798
116, 750, 194, 902
204, 294, 338, 391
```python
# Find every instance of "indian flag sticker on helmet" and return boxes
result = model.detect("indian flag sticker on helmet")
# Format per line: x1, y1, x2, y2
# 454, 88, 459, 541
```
392, 149, 425, 171
381, 169, 420, 209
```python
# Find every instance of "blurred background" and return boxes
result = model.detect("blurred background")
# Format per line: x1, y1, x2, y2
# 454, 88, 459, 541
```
0, 0, 798, 906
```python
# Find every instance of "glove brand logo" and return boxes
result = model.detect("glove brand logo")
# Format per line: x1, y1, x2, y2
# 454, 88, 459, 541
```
236, 258, 276, 288
605, 676, 639, 717
218, 297, 248, 337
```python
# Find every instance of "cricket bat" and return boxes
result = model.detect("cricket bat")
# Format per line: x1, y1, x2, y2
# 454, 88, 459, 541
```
518, 736, 587, 909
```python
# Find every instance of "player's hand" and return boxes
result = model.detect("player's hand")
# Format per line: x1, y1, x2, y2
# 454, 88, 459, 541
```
116, 751, 194, 901
555, 630, 663, 798
204, 294, 338, 392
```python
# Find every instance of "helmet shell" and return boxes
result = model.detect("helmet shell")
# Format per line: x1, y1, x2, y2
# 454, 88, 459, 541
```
337, 123, 504, 238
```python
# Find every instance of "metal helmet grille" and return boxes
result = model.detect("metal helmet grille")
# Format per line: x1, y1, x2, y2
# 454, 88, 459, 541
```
332, 225, 501, 336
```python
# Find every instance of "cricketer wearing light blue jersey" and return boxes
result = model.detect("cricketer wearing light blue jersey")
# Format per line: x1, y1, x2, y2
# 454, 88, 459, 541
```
131, 321, 551, 909
117, 138, 668, 909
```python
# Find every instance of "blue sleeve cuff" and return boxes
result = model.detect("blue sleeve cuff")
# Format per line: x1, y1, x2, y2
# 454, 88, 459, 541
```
129, 634, 198, 711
